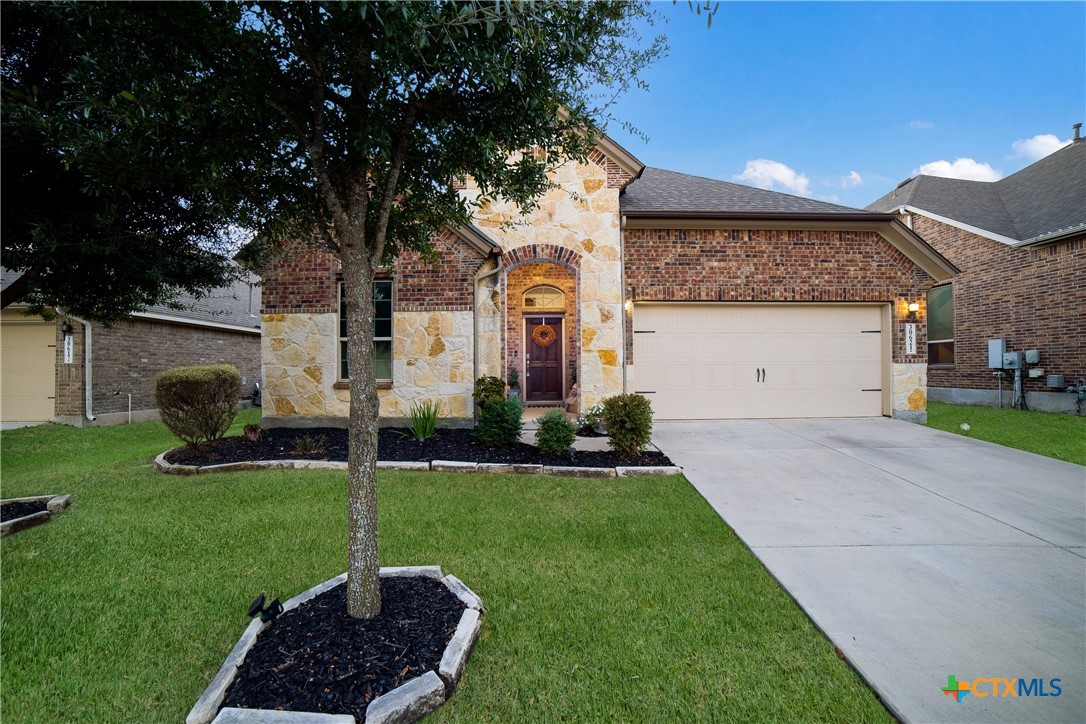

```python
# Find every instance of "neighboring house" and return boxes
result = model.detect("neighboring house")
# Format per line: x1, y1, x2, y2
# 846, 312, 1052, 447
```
259, 134, 957, 428
867, 133, 1085, 412
0, 270, 262, 426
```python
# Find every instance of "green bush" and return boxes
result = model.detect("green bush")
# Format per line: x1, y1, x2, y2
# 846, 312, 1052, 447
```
408, 400, 439, 441
535, 409, 576, 456
477, 396, 524, 448
155, 365, 241, 446
602, 393, 653, 457
472, 375, 506, 406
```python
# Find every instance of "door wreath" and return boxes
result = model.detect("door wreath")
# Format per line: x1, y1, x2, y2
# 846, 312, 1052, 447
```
532, 324, 557, 347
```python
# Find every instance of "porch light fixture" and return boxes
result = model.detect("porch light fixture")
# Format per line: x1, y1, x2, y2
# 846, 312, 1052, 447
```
60, 321, 74, 336
907, 301, 920, 319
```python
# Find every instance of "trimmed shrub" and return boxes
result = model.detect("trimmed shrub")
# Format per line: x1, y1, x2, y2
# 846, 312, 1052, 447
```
472, 375, 506, 406
477, 396, 524, 448
155, 365, 241, 446
601, 393, 653, 457
535, 409, 576, 456
408, 400, 440, 441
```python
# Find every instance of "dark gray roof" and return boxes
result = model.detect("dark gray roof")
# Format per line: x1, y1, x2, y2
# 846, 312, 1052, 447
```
867, 139, 1086, 242
1, 266, 261, 330
621, 166, 872, 215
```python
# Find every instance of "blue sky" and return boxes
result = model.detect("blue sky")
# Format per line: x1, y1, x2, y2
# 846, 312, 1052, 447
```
603, 2, 1085, 209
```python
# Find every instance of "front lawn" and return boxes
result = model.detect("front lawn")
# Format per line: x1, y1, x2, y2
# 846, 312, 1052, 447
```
926, 401, 1086, 466
1, 414, 888, 722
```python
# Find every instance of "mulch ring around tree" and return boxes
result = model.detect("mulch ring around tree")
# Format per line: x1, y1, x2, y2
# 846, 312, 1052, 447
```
164, 427, 674, 468
1, 501, 47, 523
221, 576, 464, 720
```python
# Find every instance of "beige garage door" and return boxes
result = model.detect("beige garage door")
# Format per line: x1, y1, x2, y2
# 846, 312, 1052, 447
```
1, 315, 56, 422
633, 304, 885, 420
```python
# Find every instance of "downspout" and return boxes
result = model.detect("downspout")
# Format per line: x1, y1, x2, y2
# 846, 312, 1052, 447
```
898, 205, 913, 230
58, 309, 96, 422
473, 257, 503, 418
620, 214, 628, 393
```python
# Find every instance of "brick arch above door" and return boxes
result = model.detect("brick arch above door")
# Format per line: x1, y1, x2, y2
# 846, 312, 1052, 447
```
501, 243, 583, 271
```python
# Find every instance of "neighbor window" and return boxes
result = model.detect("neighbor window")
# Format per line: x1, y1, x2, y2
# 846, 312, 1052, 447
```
523, 285, 564, 308
339, 280, 393, 381
927, 284, 954, 365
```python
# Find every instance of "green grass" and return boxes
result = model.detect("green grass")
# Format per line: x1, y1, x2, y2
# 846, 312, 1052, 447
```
926, 401, 1086, 466
1, 412, 889, 722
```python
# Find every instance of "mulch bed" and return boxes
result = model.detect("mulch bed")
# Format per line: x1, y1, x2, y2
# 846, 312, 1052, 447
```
165, 427, 673, 468
221, 576, 464, 719
1, 501, 47, 523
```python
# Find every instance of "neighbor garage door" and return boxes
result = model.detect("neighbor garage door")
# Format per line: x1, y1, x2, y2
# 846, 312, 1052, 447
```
1, 314, 56, 422
633, 304, 885, 420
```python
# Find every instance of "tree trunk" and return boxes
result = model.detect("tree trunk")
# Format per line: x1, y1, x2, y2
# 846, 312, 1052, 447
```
341, 240, 382, 619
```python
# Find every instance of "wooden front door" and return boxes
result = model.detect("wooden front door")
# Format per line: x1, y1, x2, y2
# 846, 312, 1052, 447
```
525, 317, 563, 402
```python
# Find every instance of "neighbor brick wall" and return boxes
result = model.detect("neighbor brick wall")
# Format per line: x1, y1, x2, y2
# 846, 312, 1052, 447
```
909, 215, 1086, 392
504, 262, 578, 393
622, 228, 935, 364
54, 321, 85, 417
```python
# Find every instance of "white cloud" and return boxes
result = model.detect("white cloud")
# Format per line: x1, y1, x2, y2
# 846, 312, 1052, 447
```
735, 159, 811, 196
909, 120, 935, 130
1011, 133, 1071, 162
913, 158, 1002, 182
842, 170, 863, 189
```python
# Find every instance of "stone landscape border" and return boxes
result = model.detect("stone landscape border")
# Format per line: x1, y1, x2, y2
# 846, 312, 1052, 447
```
188, 566, 485, 724
155, 451, 681, 478
0, 494, 71, 537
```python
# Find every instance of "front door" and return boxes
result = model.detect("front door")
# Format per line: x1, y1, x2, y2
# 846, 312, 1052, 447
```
526, 317, 563, 402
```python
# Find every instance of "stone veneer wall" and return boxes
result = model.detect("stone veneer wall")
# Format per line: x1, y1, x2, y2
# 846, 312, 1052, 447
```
622, 227, 936, 421
468, 156, 627, 408
261, 230, 490, 426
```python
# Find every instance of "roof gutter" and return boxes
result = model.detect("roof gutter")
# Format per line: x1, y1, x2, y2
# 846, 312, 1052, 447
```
622, 210, 899, 222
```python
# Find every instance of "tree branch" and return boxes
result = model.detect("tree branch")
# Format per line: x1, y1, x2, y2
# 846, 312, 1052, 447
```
369, 105, 417, 267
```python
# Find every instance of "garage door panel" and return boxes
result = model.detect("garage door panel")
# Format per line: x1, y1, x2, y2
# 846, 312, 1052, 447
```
633, 304, 885, 420
1, 320, 57, 422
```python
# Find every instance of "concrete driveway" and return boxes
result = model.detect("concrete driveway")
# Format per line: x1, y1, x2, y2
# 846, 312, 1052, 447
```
653, 417, 1085, 723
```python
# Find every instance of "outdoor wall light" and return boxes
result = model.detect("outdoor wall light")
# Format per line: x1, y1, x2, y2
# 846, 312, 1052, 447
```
60, 321, 74, 335
907, 301, 920, 319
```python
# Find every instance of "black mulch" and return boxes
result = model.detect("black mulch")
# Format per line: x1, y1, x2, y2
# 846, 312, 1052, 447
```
165, 426, 673, 468
1, 501, 48, 522
221, 576, 464, 719
574, 428, 607, 438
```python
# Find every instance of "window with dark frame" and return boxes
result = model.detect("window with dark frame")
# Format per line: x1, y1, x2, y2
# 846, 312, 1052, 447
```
339, 280, 393, 381
927, 284, 954, 365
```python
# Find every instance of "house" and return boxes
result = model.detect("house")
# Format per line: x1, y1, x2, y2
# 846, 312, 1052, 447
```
259, 134, 957, 427
0, 270, 262, 426
867, 131, 1085, 412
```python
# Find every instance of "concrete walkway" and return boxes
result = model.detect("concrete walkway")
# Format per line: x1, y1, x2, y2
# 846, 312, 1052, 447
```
653, 417, 1085, 723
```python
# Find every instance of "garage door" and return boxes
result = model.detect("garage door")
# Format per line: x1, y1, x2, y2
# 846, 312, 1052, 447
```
633, 304, 885, 420
1, 315, 56, 422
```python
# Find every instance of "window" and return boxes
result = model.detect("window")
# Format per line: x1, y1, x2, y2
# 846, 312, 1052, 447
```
927, 284, 954, 364
339, 280, 393, 381
523, 285, 564, 308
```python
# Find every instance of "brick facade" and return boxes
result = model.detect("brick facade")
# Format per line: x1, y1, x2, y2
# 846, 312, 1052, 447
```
259, 240, 340, 315
908, 215, 1086, 393
622, 227, 935, 365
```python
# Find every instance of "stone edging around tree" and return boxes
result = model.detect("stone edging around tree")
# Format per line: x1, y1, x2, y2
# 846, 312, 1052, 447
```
154, 451, 682, 479
0, 494, 71, 537
187, 566, 485, 724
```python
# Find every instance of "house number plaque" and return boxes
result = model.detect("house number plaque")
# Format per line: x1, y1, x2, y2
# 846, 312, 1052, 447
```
905, 323, 917, 355
63, 334, 74, 364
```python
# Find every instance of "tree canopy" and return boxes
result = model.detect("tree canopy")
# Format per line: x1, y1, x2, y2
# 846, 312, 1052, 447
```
1, 0, 714, 618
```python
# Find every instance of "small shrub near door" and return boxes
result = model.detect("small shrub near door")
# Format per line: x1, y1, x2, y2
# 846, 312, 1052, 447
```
472, 375, 506, 406
535, 409, 576, 456
477, 396, 524, 448
602, 394, 653, 457
155, 365, 241, 446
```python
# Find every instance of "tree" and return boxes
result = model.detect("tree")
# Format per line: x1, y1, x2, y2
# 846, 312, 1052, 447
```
0, 2, 241, 321
10, 1, 695, 618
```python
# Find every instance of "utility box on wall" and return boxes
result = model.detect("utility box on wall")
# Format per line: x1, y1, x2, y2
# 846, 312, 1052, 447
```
1002, 351, 1023, 370
988, 339, 1006, 369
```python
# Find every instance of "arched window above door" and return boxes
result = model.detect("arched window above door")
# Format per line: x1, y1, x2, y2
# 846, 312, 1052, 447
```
523, 285, 564, 308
